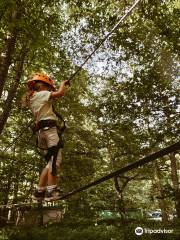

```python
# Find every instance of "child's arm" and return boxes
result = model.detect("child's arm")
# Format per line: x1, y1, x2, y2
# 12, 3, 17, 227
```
51, 80, 69, 99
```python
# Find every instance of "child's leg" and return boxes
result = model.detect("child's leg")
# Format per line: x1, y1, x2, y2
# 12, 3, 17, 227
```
42, 127, 63, 200
38, 167, 48, 187
45, 168, 62, 201
47, 148, 62, 186
32, 167, 47, 200
38, 162, 57, 188
47, 168, 57, 186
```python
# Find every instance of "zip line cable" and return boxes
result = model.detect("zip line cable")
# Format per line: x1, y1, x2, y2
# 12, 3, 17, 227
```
68, 0, 141, 82
1, 141, 179, 209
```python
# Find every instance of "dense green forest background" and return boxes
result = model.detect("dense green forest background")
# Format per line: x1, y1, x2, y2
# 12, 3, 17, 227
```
0, 0, 179, 239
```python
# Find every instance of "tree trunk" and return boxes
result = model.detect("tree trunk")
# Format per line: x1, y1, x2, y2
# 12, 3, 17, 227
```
154, 162, 169, 223
0, 8, 19, 98
3, 168, 13, 205
12, 168, 21, 204
113, 176, 126, 217
0, 47, 27, 135
170, 152, 180, 218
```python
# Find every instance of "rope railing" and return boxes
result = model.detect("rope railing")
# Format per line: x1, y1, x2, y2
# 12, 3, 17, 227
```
1, 141, 179, 208
59, 141, 180, 200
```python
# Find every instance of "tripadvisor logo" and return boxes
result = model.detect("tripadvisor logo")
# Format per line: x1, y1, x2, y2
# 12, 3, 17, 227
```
135, 227, 143, 235
135, 226, 174, 235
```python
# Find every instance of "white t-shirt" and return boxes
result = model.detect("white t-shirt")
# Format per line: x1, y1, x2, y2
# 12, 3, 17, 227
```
30, 90, 57, 123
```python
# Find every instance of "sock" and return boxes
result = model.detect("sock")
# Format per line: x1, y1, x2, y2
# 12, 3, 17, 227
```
47, 185, 57, 192
37, 186, 46, 192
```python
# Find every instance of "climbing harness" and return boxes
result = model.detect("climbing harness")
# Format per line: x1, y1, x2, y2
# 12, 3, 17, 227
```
35, 119, 57, 131
34, 106, 66, 176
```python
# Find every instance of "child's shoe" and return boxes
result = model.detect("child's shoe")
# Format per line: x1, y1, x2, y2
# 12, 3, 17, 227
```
32, 189, 45, 201
44, 188, 62, 202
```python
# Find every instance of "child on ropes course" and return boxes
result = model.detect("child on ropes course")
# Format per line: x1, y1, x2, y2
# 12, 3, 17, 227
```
22, 73, 69, 201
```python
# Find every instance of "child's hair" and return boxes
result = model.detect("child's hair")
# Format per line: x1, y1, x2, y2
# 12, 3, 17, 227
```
21, 89, 34, 107
21, 81, 53, 107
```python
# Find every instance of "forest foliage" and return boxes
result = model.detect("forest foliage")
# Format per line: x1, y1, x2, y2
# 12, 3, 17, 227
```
0, 0, 179, 237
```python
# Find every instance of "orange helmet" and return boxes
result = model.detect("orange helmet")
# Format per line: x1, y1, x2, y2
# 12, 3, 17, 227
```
27, 73, 55, 90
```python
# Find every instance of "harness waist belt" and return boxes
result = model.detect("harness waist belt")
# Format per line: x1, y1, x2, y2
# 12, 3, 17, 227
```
36, 120, 57, 131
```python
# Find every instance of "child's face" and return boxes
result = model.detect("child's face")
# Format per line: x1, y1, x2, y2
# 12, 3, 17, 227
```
34, 81, 52, 91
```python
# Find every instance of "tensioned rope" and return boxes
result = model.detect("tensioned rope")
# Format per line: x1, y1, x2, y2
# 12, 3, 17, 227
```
1, 0, 141, 153
68, 0, 141, 82
1, 141, 179, 208
59, 141, 180, 200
